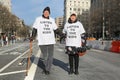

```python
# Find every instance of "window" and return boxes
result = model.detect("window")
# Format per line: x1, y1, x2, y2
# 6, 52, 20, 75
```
82, 9, 84, 12
86, 2, 89, 6
74, 1, 76, 6
78, 1, 80, 6
86, 9, 89, 12
82, 2, 84, 6
74, 8, 76, 11
86, 2, 88, 5
78, 8, 80, 11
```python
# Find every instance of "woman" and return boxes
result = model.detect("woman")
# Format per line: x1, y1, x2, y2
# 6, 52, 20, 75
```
63, 13, 85, 75
31, 7, 58, 75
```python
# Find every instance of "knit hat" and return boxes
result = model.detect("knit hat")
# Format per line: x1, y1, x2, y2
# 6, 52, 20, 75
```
70, 13, 77, 17
43, 7, 50, 14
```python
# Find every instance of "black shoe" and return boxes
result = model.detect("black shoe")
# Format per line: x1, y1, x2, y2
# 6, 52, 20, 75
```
42, 70, 50, 75
46, 71, 50, 75
68, 69, 74, 75
42, 70, 47, 74
74, 70, 79, 75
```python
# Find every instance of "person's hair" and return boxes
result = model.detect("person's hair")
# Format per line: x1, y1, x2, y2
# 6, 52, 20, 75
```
70, 13, 77, 17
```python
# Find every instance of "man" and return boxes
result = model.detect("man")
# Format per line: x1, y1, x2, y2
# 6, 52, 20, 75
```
31, 7, 58, 75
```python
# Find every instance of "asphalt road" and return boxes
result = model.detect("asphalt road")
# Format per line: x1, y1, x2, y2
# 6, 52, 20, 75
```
32, 43, 120, 80
0, 41, 38, 80
0, 42, 120, 80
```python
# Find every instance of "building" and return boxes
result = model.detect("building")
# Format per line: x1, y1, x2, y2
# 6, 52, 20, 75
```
64, 0, 91, 32
55, 17, 64, 40
0, 0, 11, 12
55, 16, 64, 28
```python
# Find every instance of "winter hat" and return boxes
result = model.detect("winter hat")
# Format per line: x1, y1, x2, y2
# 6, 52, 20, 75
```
70, 13, 77, 17
43, 7, 50, 14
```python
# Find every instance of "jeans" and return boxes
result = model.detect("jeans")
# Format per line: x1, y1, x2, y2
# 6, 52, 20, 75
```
39, 44, 54, 71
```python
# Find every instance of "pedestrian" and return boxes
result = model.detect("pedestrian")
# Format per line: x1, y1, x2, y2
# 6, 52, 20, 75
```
1, 35, 4, 46
63, 13, 85, 75
3, 34, 6, 45
30, 6, 58, 75
6, 36, 8, 46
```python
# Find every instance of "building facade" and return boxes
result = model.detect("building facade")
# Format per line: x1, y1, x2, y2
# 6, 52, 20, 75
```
55, 16, 64, 28
0, 0, 11, 12
64, 0, 91, 32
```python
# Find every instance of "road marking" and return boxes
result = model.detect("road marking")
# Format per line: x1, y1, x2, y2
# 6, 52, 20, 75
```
0, 44, 25, 55
0, 70, 26, 76
91, 49, 105, 53
24, 50, 41, 80
0, 52, 21, 55
57, 48, 64, 52
0, 49, 30, 73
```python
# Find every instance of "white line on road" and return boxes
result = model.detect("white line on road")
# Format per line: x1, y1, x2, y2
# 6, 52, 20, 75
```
24, 50, 41, 80
0, 49, 30, 73
57, 48, 64, 52
0, 70, 26, 76
0, 44, 25, 55
91, 49, 105, 53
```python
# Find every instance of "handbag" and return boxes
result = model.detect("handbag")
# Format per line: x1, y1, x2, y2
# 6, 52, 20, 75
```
65, 46, 87, 56
78, 45, 87, 56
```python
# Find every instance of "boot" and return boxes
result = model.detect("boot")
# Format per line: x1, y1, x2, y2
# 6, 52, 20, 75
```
68, 54, 74, 75
74, 54, 79, 75
74, 69, 79, 75
42, 69, 50, 75
68, 68, 74, 75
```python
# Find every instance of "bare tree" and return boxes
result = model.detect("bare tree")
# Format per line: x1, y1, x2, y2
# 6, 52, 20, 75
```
90, 0, 120, 38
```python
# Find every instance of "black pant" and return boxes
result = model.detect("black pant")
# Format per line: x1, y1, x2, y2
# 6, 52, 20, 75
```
69, 54, 79, 71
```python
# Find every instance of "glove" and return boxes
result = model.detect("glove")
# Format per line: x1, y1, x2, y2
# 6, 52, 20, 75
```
77, 46, 87, 53
29, 37, 33, 42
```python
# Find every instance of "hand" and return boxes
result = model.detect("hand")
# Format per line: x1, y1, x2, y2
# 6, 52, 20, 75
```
29, 37, 33, 42
60, 33, 66, 38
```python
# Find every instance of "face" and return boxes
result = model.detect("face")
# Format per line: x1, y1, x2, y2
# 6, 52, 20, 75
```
43, 10, 50, 18
70, 15, 77, 22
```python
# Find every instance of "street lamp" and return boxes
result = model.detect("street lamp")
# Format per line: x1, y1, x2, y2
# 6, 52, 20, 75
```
102, 0, 105, 40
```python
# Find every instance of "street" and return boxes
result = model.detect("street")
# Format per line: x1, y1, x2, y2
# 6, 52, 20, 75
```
0, 41, 120, 80
0, 41, 39, 80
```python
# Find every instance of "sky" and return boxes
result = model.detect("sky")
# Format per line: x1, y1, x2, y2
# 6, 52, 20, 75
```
11, 0, 64, 26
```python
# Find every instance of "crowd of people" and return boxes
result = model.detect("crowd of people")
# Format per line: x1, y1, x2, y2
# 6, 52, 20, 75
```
0, 34, 16, 46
